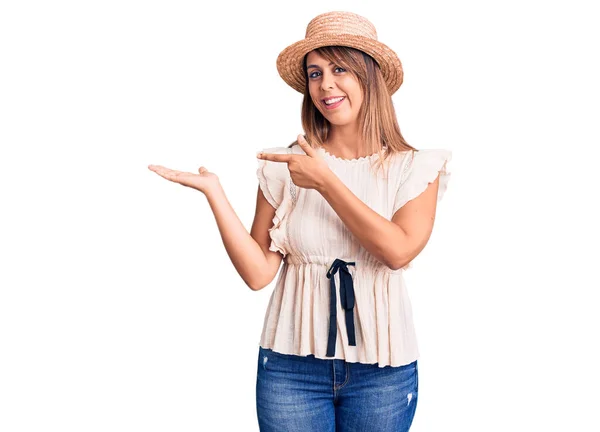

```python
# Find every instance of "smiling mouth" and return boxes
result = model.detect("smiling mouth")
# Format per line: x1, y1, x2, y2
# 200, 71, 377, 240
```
322, 96, 345, 110
323, 96, 345, 104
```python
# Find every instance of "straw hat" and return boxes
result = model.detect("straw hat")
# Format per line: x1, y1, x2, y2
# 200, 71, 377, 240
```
276, 11, 404, 95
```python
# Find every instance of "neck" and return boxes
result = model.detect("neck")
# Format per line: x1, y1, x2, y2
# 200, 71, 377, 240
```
324, 124, 369, 159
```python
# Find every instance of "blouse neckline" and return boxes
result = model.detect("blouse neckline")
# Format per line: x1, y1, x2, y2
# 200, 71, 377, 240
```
318, 147, 385, 163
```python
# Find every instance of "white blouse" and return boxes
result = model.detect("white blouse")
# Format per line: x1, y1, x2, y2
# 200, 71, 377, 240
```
256, 143, 452, 367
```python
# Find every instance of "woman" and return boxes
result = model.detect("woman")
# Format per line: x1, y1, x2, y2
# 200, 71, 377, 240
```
149, 11, 451, 432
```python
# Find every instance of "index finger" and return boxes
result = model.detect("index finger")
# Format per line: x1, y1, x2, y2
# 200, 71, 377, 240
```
257, 152, 293, 163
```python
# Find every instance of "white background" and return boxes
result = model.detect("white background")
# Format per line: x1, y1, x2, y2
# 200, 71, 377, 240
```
1, 0, 598, 430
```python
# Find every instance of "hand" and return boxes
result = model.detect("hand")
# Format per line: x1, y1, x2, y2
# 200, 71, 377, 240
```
257, 134, 332, 191
147, 164, 220, 195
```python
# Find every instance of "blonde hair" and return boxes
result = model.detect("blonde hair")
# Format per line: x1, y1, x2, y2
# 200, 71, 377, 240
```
287, 46, 418, 176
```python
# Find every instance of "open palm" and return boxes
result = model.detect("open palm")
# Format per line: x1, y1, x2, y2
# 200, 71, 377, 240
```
147, 164, 219, 194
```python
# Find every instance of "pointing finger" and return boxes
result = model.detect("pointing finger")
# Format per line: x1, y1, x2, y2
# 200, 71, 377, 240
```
257, 152, 293, 163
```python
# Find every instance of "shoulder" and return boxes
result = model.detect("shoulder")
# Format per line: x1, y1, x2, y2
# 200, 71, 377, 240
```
411, 148, 452, 161
401, 149, 452, 175
414, 148, 452, 159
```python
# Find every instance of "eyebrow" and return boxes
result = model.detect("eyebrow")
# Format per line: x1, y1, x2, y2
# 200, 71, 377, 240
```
306, 62, 334, 70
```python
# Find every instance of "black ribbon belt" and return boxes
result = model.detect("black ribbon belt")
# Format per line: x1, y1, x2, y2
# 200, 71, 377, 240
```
325, 258, 356, 357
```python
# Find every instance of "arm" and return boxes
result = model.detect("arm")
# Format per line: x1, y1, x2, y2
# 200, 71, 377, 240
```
204, 182, 283, 291
316, 170, 440, 270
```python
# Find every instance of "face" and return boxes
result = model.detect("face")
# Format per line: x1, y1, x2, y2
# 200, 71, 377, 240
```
305, 50, 364, 128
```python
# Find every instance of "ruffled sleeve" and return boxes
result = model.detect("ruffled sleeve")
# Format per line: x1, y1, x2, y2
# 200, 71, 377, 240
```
256, 146, 293, 256
392, 149, 452, 214
256, 146, 290, 209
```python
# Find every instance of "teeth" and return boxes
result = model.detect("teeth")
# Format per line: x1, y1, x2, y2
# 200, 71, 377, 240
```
324, 97, 344, 105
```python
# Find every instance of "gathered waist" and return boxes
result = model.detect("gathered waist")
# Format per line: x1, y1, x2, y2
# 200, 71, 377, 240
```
284, 254, 403, 274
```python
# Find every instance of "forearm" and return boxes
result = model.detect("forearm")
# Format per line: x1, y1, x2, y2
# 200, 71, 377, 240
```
317, 172, 408, 269
204, 182, 269, 289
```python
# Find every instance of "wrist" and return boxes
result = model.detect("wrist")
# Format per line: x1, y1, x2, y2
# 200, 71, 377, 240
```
204, 180, 224, 201
316, 170, 336, 195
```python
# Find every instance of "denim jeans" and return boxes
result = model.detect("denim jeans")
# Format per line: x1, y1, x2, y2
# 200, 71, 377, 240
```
256, 346, 418, 432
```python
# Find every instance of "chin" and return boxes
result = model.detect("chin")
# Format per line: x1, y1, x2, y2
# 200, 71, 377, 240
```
325, 117, 354, 127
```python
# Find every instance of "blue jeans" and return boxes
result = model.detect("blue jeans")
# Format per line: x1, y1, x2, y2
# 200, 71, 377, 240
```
256, 346, 418, 431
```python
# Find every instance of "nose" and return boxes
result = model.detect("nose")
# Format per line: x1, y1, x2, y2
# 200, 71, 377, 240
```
320, 71, 335, 91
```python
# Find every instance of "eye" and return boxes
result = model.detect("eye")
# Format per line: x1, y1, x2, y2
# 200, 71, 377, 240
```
307, 66, 346, 79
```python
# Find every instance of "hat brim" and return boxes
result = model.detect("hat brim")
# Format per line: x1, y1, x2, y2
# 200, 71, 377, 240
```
276, 35, 404, 95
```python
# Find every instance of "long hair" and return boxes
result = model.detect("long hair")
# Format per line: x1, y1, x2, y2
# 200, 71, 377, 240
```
288, 46, 418, 175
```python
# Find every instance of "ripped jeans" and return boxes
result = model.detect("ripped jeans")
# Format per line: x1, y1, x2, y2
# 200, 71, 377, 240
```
256, 346, 418, 432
